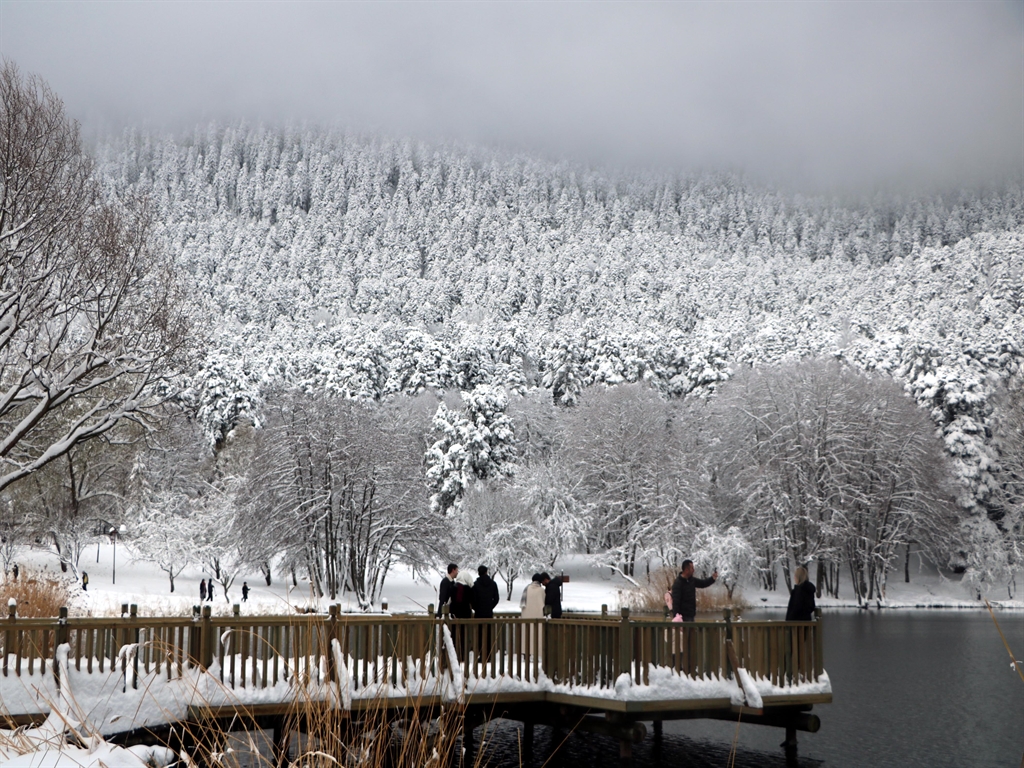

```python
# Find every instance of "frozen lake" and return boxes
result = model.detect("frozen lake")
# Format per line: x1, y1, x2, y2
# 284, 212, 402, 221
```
471, 611, 1024, 768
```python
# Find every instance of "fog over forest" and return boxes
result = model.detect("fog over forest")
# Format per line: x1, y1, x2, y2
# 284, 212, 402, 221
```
0, 2, 1022, 604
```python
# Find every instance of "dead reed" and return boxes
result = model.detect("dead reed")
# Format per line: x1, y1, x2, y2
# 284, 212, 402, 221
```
0, 569, 72, 618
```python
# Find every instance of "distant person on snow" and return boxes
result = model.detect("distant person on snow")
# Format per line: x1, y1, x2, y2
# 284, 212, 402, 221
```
200, 579, 207, 602
82, 572, 89, 591
786, 566, 817, 621
12, 563, 17, 581
241, 582, 250, 602
671, 560, 717, 622
207, 581, 215, 602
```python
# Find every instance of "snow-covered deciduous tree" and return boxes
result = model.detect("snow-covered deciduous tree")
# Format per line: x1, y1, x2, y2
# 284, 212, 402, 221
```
560, 383, 702, 578
0, 63, 191, 495
130, 491, 193, 593
238, 392, 435, 608
982, 377, 1024, 597
450, 483, 546, 600
689, 526, 762, 599
715, 359, 958, 603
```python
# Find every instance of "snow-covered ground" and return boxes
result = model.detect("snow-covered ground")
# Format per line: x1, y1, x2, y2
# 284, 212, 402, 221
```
4, 544, 1021, 616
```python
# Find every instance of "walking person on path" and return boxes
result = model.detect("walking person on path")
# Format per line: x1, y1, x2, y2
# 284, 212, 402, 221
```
670, 559, 717, 622
241, 582, 250, 602
207, 580, 215, 602
81, 572, 88, 591
200, 579, 207, 602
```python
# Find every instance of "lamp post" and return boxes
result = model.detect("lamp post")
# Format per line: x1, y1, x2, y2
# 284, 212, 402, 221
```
111, 524, 126, 584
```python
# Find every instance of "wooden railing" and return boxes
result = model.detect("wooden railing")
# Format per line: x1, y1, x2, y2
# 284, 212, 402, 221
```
1, 603, 824, 697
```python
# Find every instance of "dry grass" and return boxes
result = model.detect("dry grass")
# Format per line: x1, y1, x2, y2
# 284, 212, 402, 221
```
172, 677, 493, 768
0, 569, 72, 618
622, 566, 750, 616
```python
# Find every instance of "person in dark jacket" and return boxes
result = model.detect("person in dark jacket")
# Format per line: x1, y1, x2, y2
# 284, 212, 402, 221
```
540, 572, 565, 618
472, 565, 501, 661
207, 581, 215, 602
241, 582, 250, 602
200, 579, 207, 602
786, 566, 817, 621
438, 563, 459, 614
471, 565, 500, 619
671, 560, 717, 622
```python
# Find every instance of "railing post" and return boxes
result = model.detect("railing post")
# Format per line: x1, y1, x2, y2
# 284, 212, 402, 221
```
601, 604, 608, 617
327, 604, 339, 683
814, 608, 824, 680
723, 608, 733, 680
53, 606, 68, 691
4, 600, 14, 677
618, 607, 632, 679
187, 605, 201, 668
129, 604, 139, 690
427, 603, 436, 678
201, 604, 214, 670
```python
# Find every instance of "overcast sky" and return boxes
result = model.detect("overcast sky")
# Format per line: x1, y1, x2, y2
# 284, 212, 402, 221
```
1, 1, 1021, 190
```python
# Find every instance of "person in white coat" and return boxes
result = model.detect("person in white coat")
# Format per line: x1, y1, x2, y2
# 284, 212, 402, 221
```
520, 573, 546, 619
520, 573, 546, 665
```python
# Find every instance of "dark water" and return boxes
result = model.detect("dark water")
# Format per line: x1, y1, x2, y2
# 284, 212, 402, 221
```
472, 612, 1024, 768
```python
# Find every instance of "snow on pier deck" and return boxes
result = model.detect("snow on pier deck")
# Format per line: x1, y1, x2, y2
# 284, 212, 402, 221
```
1, 605, 830, 739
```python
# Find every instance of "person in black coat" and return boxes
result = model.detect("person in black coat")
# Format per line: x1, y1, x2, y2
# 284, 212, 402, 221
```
472, 565, 501, 661
671, 560, 717, 622
540, 572, 565, 618
438, 563, 459, 613
200, 579, 207, 602
786, 566, 817, 621
471, 565, 500, 619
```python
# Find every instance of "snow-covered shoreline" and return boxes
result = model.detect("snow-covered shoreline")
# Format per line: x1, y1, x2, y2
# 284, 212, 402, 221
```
4, 546, 1021, 618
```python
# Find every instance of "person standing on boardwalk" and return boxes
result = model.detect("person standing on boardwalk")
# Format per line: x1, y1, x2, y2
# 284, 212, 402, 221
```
520, 573, 545, 619
451, 568, 475, 619
471, 566, 499, 619
671, 559, 717, 622
241, 582, 250, 602
786, 566, 817, 621
200, 579, 207, 602
540, 572, 566, 618
439, 563, 459, 614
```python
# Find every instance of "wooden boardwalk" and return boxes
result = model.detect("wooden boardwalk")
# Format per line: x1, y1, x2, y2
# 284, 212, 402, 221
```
1, 603, 830, 762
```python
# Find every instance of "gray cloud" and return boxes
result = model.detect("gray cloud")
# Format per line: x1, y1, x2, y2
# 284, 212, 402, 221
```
1, 1, 1021, 189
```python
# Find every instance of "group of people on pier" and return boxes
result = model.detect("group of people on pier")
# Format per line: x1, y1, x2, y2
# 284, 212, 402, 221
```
439, 558, 817, 622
